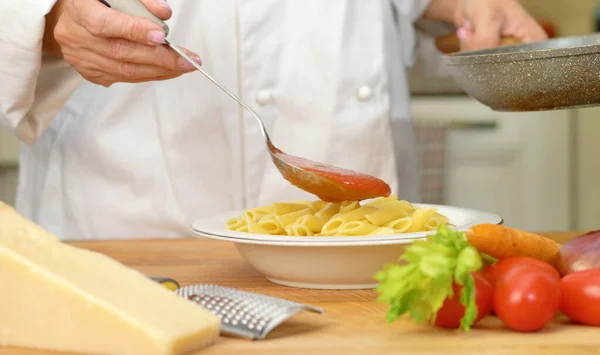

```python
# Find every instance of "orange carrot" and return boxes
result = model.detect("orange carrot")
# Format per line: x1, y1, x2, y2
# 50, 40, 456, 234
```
466, 224, 562, 266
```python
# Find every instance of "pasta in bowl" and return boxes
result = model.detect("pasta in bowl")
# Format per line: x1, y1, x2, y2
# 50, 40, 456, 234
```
225, 195, 449, 237
190, 198, 502, 289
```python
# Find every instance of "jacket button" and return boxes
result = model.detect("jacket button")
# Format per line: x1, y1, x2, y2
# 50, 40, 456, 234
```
256, 90, 273, 106
357, 86, 372, 101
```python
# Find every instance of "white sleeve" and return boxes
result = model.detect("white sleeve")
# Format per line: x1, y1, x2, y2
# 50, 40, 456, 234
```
389, 0, 433, 67
0, 0, 83, 145
391, 0, 432, 22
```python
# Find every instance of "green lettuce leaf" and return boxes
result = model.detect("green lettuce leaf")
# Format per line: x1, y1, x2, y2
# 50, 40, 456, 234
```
373, 225, 487, 332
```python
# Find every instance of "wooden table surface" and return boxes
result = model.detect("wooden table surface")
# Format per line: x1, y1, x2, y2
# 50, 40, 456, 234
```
4, 232, 600, 355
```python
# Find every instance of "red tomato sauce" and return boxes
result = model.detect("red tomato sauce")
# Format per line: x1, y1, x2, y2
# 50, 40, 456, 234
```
271, 148, 391, 202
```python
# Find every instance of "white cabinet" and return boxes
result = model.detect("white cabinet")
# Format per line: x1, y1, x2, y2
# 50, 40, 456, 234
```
0, 127, 19, 166
0, 127, 20, 206
410, 96, 573, 231
574, 107, 600, 230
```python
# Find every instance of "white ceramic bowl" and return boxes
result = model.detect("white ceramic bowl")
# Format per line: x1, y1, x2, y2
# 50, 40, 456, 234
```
190, 204, 502, 290
200, 233, 418, 289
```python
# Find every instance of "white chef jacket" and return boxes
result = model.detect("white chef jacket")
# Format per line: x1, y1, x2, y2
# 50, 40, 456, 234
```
0, 0, 429, 240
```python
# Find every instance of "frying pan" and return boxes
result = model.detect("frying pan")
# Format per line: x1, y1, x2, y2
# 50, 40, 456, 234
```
438, 33, 600, 112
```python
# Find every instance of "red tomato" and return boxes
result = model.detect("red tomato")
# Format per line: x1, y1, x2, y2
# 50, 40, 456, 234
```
493, 257, 560, 283
480, 264, 499, 314
481, 263, 499, 286
560, 268, 600, 326
494, 267, 561, 332
480, 257, 558, 316
434, 272, 494, 328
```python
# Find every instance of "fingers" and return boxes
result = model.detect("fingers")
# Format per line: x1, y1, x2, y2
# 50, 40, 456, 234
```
95, 38, 202, 71
88, 72, 185, 87
456, 0, 549, 52
453, 0, 468, 28
522, 20, 548, 43
64, 46, 187, 83
56, 0, 202, 86
461, 7, 502, 51
71, 0, 167, 45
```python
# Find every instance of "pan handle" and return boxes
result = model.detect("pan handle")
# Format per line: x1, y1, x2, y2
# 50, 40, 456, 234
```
435, 32, 521, 54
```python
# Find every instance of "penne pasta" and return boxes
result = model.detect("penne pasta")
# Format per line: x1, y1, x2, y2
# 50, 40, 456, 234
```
288, 200, 312, 205
295, 215, 327, 233
406, 208, 438, 233
284, 224, 294, 236
315, 203, 341, 220
291, 224, 313, 236
243, 208, 270, 222
308, 200, 328, 213
321, 219, 344, 236
244, 213, 271, 234
225, 196, 449, 237
333, 206, 378, 223
367, 227, 396, 235
338, 221, 379, 236
257, 215, 285, 234
386, 217, 413, 233
273, 202, 310, 216
226, 217, 245, 230
275, 208, 313, 227
424, 213, 449, 231
339, 201, 361, 213
365, 208, 409, 226
363, 194, 398, 208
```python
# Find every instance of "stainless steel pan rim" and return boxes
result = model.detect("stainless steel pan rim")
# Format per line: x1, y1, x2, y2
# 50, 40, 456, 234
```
444, 34, 600, 65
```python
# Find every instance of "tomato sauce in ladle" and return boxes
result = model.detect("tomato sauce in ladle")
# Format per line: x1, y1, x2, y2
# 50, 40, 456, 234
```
268, 142, 391, 202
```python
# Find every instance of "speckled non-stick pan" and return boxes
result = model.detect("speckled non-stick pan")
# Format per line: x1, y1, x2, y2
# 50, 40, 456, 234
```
442, 34, 600, 112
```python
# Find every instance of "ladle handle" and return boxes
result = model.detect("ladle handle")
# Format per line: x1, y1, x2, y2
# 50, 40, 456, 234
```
435, 32, 521, 54
99, 0, 170, 35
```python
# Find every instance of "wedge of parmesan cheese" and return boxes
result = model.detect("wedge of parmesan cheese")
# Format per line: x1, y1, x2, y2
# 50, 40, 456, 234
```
0, 202, 220, 355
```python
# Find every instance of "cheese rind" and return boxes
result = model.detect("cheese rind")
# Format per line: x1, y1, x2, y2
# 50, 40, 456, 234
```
0, 202, 221, 355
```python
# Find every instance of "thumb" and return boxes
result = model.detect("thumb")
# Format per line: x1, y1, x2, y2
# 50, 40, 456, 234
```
139, 0, 172, 21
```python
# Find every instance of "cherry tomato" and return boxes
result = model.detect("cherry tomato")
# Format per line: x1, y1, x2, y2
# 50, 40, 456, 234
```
494, 267, 561, 332
560, 268, 600, 326
434, 272, 494, 328
492, 257, 560, 284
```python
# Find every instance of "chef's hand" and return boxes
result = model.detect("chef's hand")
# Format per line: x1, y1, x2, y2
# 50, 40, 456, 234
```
455, 0, 547, 51
423, 0, 547, 51
42, 0, 201, 87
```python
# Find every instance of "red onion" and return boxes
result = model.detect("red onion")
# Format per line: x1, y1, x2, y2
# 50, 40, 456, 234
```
557, 230, 600, 276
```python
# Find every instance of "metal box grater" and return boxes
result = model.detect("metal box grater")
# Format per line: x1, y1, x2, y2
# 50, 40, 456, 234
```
176, 284, 324, 340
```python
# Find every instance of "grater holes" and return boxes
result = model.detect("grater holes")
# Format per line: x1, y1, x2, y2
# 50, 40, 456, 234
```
178, 285, 321, 339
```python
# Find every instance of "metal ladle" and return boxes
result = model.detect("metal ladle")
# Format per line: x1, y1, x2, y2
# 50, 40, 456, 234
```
102, 0, 391, 202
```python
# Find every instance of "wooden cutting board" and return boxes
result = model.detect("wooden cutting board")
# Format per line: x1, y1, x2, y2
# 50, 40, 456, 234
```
2, 232, 600, 355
